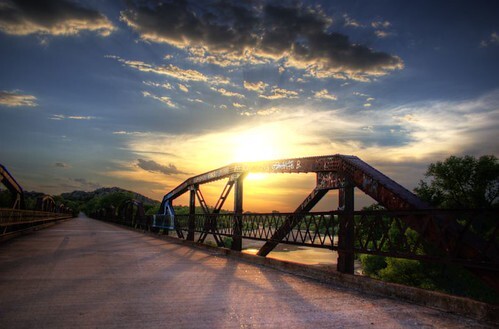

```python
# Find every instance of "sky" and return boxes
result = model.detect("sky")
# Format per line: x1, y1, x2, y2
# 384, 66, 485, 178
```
0, 0, 498, 211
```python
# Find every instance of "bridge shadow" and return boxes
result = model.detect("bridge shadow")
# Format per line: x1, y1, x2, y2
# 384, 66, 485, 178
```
0, 217, 488, 328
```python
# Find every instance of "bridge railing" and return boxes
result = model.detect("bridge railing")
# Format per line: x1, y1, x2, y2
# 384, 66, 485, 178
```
173, 209, 498, 271
1, 208, 72, 235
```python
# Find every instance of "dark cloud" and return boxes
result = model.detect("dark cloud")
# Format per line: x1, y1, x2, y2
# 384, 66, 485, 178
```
54, 162, 69, 168
72, 178, 101, 190
121, 0, 403, 80
137, 158, 187, 175
0, 0, 115, 36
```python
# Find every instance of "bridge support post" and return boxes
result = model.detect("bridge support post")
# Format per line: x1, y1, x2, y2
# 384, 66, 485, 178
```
337, 186, 354, 274
187, 186, 196, 241
232, 176, 244, 251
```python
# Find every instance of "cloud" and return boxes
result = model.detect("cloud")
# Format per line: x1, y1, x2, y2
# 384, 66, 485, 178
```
371, 20, 391, 29
374, 30, 393, 38
54, 162, 70, 168
178, 83, 189, 92
113, 131, 150, 137
371, 19, 394, 39
0, 0, 115, 37
240, 107, 281, 117
0, 90, 37, 107
72, 178, 101, 190
389, 89, 499, 156
343, 14, 362, 28
137, 158, 187, 175
50, 114, 95, 120
186, 46, 270, 67
143, 81, 173, 90
232, 102, 246, 108
211, 87, 245, 98
259, 87, 299, 100
314, 89, 337, 100
121, 1, 403, 81
480, 32, 499, 47
243, 81, 268, 93
112, 90, 499, 209
108, 55, 229, 84
142, 91, 176, 108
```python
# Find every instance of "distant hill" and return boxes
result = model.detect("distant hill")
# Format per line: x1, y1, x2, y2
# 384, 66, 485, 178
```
61, 187, 160, 206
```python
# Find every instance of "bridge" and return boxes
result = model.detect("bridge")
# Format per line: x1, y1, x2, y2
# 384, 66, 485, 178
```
1, 157, 498, 327
94, 155, 498, 291
1, 213, 496, 328
1, 164, 72, 238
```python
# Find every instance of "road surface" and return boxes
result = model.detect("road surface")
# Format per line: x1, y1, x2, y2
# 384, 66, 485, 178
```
0, 213, 492, 328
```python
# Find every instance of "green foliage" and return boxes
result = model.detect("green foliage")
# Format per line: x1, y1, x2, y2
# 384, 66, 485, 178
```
378, 258, 436, 289
0, 189, 12, 207
360, 256, 498, 303
174, 205, 190, 215
415, 155, 499, 208
145, 204, 160, 215
359, 254, 386, 277
82, 191, 133, 215
223, 237, 233, 248
358, 156, 499, 303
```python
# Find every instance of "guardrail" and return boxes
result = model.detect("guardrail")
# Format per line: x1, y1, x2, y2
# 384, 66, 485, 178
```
1, 208, 73, 236
95, 208, 498, 274
169, 209, 498, 272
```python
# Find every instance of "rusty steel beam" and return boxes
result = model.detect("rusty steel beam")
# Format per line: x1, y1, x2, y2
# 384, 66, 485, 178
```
232, 175, 244, 251
35, 195, 56, 212
160, 154, 498, 290
257, 188, 328, 256
196, 185, 225, 246
187, 187, 196, 241
197, 174, 244, 246
0, 164, 25, 209
161, 155, 426, 210
337, 186, 355, 274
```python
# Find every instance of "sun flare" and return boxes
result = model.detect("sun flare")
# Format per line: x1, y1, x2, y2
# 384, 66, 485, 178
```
233, 128, 285, 162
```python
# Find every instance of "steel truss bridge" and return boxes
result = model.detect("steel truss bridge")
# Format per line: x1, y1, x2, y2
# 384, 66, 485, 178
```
0, 164, 73, 237
94, 154, 498, 292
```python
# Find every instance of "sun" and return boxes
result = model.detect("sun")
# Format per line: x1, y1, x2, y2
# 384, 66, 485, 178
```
232, 126, 284, 163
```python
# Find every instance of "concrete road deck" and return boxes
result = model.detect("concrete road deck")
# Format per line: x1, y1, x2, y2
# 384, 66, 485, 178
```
0, 214, 493, 328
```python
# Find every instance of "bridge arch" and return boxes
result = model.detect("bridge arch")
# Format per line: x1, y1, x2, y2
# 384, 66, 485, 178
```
118, 199, 145, 228
35, 195, 56, 212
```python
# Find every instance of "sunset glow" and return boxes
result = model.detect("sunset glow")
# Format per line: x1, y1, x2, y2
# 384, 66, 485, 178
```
1, 1, 497, 211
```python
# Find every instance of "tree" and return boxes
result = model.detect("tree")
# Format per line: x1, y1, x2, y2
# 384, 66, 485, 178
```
359, 155, 499, 303
414, 155, 499, 208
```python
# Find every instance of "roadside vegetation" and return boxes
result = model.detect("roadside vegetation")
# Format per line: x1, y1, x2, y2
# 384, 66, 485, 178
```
359, 155, 498, 303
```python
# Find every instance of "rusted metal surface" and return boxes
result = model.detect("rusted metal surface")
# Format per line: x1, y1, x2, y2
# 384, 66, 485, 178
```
145, 154, 499, 290
35, 195, 56, 212
257, 188, 328, 256
117, 199, 145, 227
337, 186, 355, 274
0, 208, 72, 236
170, 209, 499, 272
160, 155, 427, 208
0, 164, 25, 209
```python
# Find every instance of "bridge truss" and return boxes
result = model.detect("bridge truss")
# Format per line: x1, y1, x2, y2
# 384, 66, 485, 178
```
154, 154, 498, 291
1, 164, 72, 237
0, 164, 25, 209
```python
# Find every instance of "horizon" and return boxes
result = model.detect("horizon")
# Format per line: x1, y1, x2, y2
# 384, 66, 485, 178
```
1, 1, 498, 212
